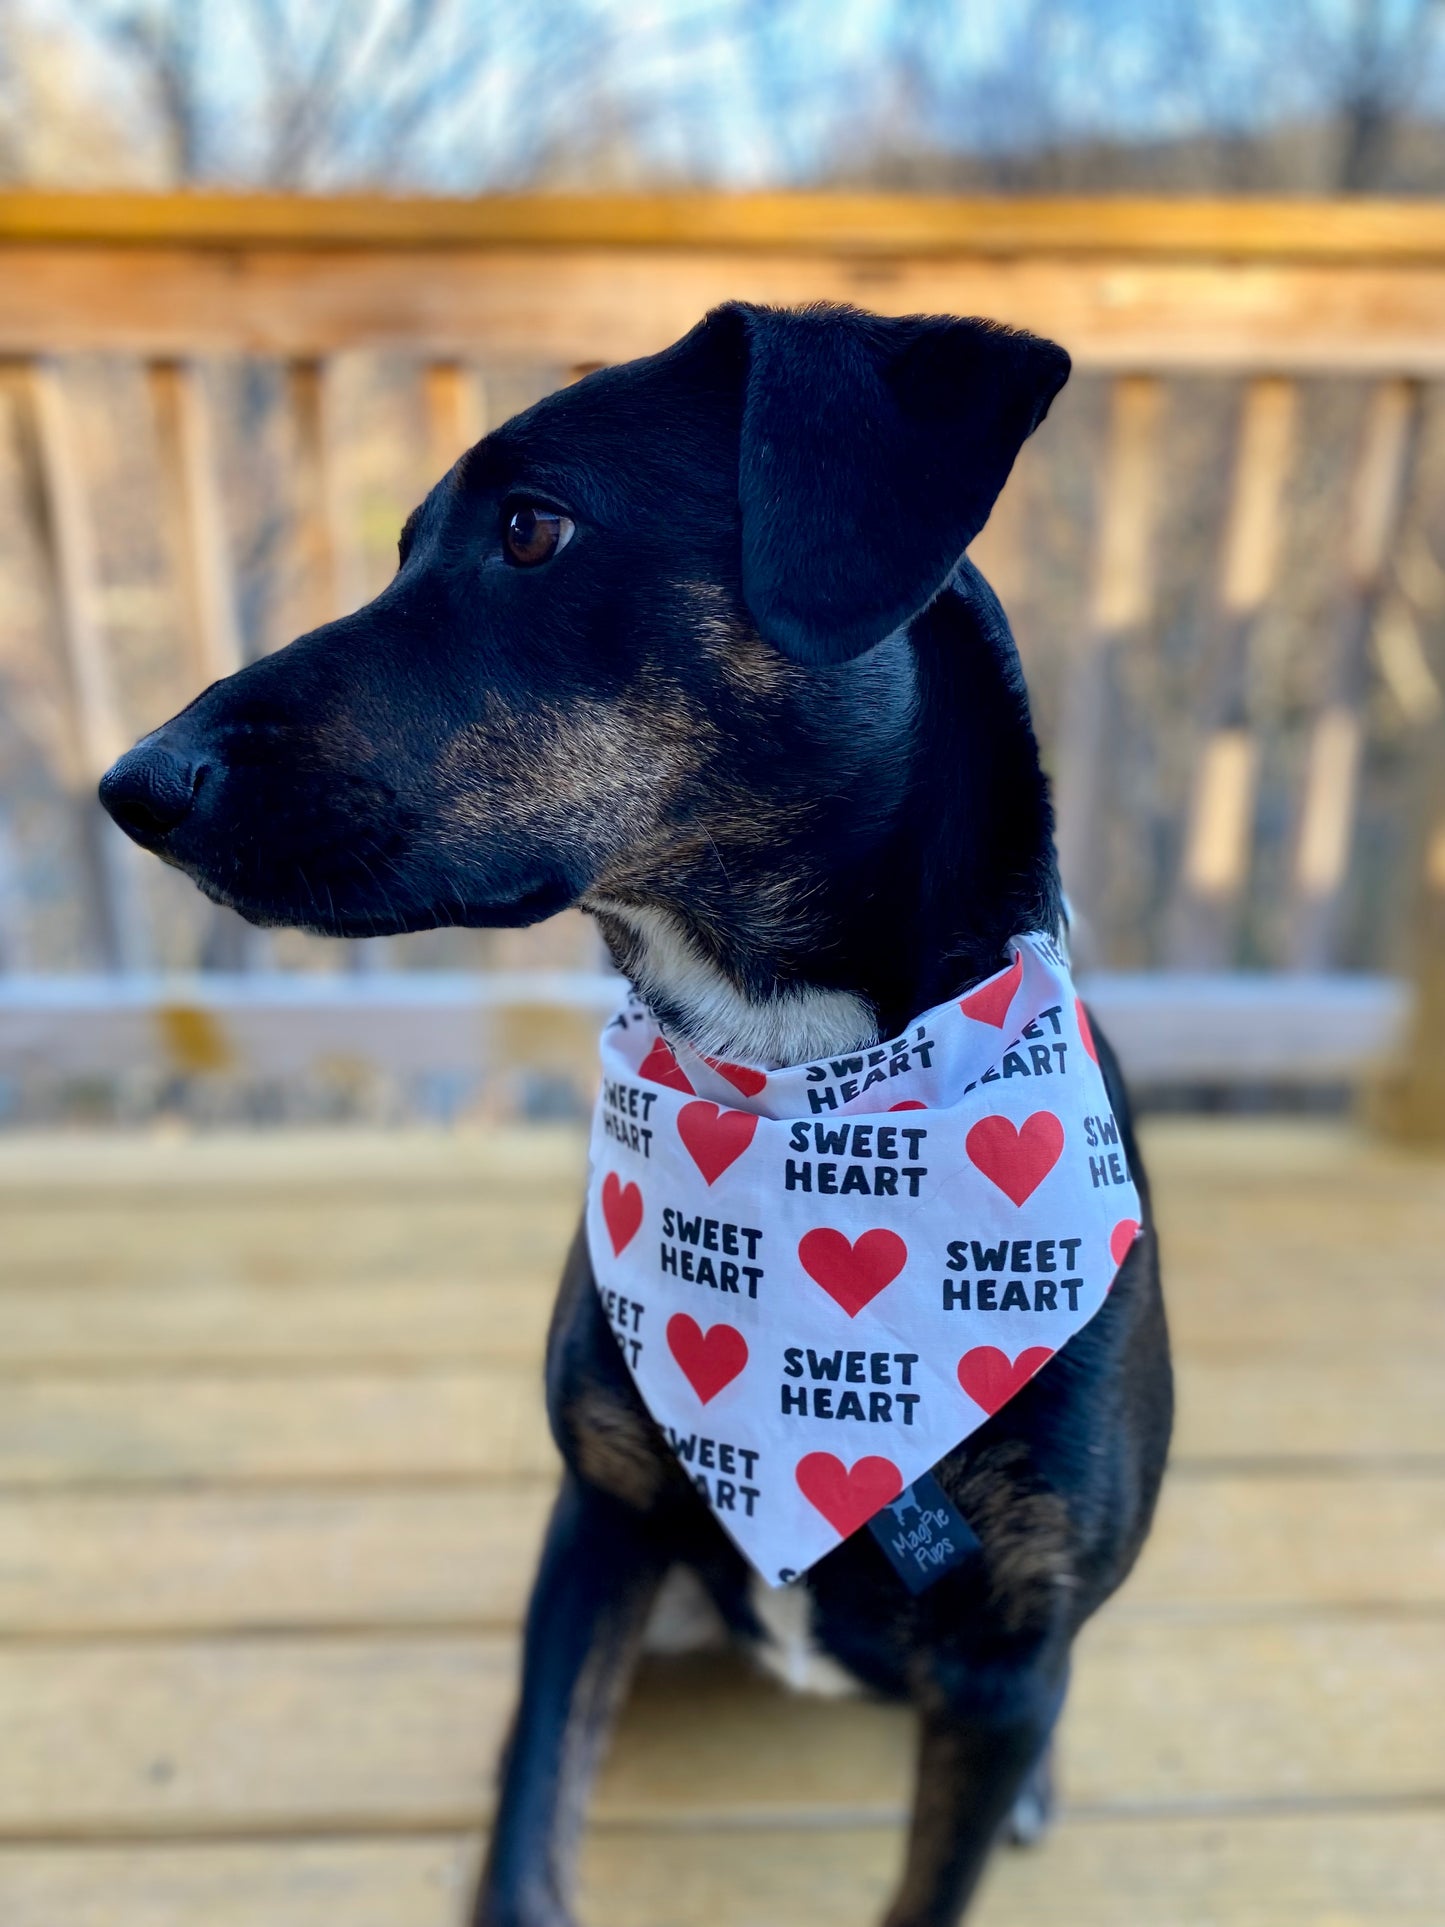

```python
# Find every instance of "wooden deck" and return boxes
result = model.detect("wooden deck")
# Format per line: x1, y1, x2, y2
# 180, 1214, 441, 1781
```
0, 1119, 1441, 1925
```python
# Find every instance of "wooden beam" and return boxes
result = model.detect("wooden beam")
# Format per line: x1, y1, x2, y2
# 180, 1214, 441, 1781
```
0, 970, 1408, 1090
6, 248, 1445, 370
8, 192, 1445, 261
1078, 971, 1407, 1083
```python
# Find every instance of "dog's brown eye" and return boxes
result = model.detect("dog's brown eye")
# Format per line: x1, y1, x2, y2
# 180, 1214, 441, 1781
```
503, 504, 574, 567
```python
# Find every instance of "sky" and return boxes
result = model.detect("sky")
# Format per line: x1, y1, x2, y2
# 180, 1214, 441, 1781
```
10, 0, 1445, 189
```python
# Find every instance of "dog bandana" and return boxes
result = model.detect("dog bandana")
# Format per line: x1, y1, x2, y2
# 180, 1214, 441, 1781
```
585, 931, 1141, 1587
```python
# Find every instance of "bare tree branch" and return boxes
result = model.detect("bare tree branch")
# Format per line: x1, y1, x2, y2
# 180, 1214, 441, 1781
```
13, 0, 1445, 194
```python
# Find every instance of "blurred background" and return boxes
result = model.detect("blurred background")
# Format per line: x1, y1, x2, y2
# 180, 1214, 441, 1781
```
9, 0, 1445, 193
0, 7, 1443, 1927
1, 0, 1444, 1124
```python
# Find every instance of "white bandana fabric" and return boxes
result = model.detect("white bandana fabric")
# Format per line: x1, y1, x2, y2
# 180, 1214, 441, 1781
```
585, 931, 1141, 1587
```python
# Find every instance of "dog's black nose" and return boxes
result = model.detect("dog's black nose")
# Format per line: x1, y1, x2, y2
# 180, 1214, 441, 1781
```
99, 743, 202, 846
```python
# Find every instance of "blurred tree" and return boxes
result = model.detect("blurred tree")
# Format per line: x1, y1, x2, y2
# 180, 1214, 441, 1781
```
0, 0, 629, 189
91, 0, 525, 186
103, 0, 208, 178
1304, 0, 1445, 188
831, 0, 1445, 192
2, 0, 1445, 193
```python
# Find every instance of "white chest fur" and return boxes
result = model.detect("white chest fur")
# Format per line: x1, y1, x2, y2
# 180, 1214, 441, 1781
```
640, 1567, 863, 1698
744, 1574, 863, 1697
587, 899, 877, 1066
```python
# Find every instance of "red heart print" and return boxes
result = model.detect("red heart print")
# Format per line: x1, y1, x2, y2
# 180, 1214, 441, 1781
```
959, 950, 1023, 1027
957, 1345, 1054, 1417
601, 1173, 643, 1254
705, 1057, 768, 1098
1076, 998, 1098, 1065
890, 1100, 927, 1111
1110, 1218, 1140, 1267
639, 1037, 695, 1094
795, 1452, 903, 1538
677, 1102, 758, 1185
666, 1314, 748, 1404
965, 1111, 1064, 1207
798, 1228, 907, 1317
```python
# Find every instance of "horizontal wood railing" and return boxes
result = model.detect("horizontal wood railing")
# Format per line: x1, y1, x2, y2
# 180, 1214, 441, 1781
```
0, 193, 1441, 1118
11, 191, 1445, 255
6, 192, 1445, 368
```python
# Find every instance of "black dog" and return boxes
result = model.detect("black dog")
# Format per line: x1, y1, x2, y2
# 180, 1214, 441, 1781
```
100, 302, 1172, 1927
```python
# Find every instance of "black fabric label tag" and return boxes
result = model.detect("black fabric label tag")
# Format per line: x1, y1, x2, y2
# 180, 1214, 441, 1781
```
867, 1471, 981, 1593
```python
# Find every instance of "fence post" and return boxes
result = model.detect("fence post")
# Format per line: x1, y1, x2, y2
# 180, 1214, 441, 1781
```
148, 358, 245, 686
1289, 379, 1422, 969
421, 360, 486, 483
286, 355, 394, 971
1053, 375, 1161, 956
148, 356, 269, 971
20, 357, 150, 974
1376, 708, 1445, 1144
1167, 377, 1296, 967
286, 356, 367, 635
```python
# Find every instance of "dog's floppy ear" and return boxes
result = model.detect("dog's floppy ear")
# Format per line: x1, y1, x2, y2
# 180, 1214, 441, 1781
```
712, 301, 1069, 666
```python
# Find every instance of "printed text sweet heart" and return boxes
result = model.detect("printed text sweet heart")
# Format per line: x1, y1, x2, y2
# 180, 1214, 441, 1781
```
587, 934, 1142, 1586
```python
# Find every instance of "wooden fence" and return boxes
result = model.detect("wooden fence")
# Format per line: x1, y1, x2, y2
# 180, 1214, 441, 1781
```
0, 192, 1442, 1123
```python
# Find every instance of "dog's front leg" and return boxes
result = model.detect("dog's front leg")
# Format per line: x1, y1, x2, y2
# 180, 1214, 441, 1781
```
882, 1664, 1066, 1927
472, 1469, 666, 1927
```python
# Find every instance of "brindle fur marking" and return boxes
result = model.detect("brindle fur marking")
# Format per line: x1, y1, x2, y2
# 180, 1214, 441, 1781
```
98, 301, 1173, 1927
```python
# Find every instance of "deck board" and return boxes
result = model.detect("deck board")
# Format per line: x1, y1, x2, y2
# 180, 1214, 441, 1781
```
0, 1369, 558, 1485
0, 1279, 556, 1369
0, 1119, 1440, 1922
2, 1622, 1441, 1833
3, 1352, 1439, 1484
3, 1267, 1440, 1369
0, 1485, 555, 1633
3, 1471, 1443, 1636
2, 1812, 1442, 1927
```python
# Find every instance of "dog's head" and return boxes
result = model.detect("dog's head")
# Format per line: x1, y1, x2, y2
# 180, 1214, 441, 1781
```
100, 302, 1068, 943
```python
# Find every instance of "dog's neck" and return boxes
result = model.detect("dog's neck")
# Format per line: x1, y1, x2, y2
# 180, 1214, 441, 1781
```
590, 897, 881, 1065
590, 566, 1063, 1066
